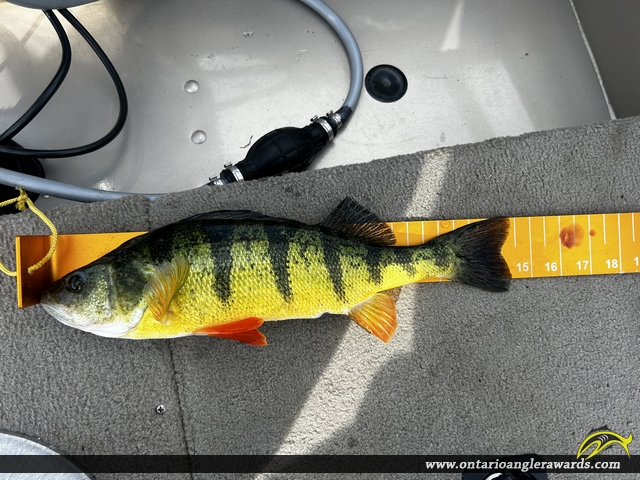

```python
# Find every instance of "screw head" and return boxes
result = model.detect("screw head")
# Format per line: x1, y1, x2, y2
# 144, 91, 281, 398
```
156, 405, 166, 415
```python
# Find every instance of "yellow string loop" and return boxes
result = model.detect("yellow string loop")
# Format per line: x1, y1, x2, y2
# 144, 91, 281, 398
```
0, 188, 57, 277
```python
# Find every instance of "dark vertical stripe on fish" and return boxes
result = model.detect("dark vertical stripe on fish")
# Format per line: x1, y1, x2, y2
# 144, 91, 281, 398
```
396, 249, 417, 277
365, 247, 384, 285
201, 223, 234, 303
321, 239, 347, 302
147, 224, 178, 264
365, 246, 416, 284
264, 224, 293, 302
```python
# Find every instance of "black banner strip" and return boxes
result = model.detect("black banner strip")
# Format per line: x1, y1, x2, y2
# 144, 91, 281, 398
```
0, 455, 637, 474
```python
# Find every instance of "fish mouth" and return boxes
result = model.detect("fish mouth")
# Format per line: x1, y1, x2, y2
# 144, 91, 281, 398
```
40, 300, 138, 338
41, 301, 75, 327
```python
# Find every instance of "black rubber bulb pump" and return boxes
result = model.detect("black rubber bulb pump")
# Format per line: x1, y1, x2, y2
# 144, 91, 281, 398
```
210, 106, 351, 185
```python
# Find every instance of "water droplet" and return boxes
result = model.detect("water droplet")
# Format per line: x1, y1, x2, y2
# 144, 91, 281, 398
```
191, 130, 207, 144
184, 80, 199, 93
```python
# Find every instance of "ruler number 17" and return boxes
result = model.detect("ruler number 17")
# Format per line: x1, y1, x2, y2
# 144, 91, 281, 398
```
576, 260, 589, 270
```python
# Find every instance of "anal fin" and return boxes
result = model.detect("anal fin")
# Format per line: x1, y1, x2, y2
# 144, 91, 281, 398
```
193, 317, 267, 346
348, 293, 397, 343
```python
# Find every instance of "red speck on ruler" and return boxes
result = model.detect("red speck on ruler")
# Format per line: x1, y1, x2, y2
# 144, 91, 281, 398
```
559, 224, 585, 248
589, 230, 596, 237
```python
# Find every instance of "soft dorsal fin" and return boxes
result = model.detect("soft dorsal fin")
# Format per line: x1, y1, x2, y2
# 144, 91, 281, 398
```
143, 257, 190, 325
318, 197, 396, 247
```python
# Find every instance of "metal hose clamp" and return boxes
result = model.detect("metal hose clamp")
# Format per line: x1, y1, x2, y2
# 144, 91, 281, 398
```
327, 110, 343, 130
224, 163, 245, 182
313, 116, 334, 142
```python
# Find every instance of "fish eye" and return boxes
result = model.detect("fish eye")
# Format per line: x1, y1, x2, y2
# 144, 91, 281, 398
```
66, 272, 87, 293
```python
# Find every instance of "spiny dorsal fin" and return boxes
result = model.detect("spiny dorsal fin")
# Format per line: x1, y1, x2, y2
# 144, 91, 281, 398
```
182, 210, 286, 223
318, 197, 396, 247
143, 257, 190, 325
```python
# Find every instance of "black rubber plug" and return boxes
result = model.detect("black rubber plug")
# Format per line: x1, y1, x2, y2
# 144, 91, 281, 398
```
365, 64, 408, 103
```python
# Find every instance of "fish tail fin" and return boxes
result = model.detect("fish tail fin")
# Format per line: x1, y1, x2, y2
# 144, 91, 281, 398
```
436, 217, 511, 292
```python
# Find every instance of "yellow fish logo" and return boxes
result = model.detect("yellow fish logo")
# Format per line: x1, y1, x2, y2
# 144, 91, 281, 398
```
577, 426, 633, 459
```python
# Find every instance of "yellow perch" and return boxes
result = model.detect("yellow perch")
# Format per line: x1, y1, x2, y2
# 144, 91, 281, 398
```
40, 198, 511, 345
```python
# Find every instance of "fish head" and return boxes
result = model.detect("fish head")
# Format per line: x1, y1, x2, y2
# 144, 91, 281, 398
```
41, 256, 148, 337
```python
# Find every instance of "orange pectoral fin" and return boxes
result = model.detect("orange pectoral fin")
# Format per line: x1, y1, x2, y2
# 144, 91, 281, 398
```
348, 293, 397, 343
193, 317, 267, 346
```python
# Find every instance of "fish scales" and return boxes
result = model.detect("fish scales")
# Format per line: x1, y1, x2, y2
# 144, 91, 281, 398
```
40, 199, 511, 343
264, 224, 293, 301
128, 222, 446, 338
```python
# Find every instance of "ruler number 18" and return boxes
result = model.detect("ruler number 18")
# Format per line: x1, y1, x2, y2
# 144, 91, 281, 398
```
606, 259, 619, 269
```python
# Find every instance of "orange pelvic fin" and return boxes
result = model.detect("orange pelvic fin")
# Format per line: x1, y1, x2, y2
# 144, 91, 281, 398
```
348, 293, 397, 343
143, 257, 190, 325
193, 317, 267, 346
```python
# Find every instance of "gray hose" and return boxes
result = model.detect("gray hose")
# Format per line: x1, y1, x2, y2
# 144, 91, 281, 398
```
299, 0, 363, 111
0, 168, 160, 202
0, 0, 363, 202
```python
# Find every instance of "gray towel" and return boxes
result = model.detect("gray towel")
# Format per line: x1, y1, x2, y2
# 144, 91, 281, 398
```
1, 116, 639, 479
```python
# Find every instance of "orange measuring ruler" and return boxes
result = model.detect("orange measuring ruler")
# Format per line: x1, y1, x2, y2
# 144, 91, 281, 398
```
14, 212, 640, 307
16, 232, 144, 308
389, 213, 640, 281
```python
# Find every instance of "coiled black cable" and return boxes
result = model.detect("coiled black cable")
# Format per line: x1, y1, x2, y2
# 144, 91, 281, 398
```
0, 0, 360, 201
0, 10, 72, 144
0, 8, 128, 158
